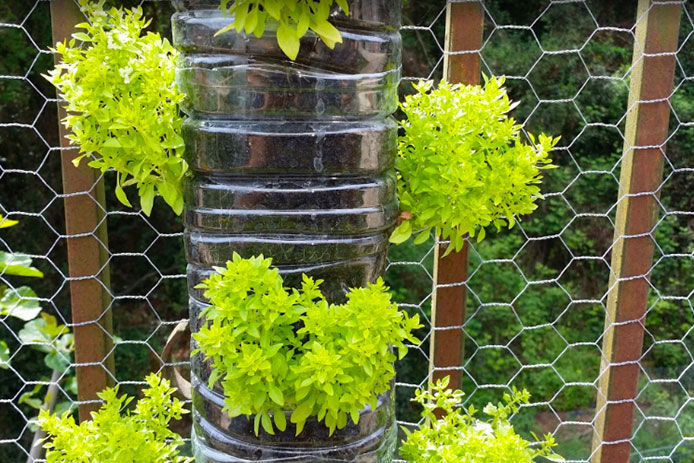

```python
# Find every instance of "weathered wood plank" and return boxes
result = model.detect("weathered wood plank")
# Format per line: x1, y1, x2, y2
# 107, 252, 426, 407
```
429, 1, 484, 390
591, 2, 682, 462
50, 0, 115, 421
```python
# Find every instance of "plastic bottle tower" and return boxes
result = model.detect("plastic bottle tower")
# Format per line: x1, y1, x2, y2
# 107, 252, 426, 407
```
172, 1, 402, 461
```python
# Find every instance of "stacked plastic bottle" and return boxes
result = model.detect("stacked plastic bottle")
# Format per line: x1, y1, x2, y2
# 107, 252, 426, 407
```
172, 1, 401, 461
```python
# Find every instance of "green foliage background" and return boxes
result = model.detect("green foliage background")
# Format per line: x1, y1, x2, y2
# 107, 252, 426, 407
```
1, 0, 693, 461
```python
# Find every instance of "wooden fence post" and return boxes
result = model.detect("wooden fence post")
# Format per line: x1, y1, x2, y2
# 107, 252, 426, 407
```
591, 1, 682, 462
50, 0, 115, 421
428, 1, 484, 390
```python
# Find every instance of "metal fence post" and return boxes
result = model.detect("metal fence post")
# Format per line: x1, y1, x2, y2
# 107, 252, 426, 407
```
591, 1, 682, 462
50, 0, 115, 421
428, 0, 484, 390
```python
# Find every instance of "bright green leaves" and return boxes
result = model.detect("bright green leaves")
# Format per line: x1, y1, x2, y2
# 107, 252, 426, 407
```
217, 0, 350, 60
400, 377, 565, 463
193, 253, 421, 436
393, 78, 559, 255
38, 373, 193, 463
45, 1, 188, 216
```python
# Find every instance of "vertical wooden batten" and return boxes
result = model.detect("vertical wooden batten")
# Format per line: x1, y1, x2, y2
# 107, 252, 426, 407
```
50, 0, 115, 421
591, 1, 682, 462
429, 1, 484, 390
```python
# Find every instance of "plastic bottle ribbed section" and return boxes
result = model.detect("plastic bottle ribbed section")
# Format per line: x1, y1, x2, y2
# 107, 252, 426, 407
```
172, 1, 402, 461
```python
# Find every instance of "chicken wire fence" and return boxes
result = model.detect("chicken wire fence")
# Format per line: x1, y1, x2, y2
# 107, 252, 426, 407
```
1, 0, 694, 462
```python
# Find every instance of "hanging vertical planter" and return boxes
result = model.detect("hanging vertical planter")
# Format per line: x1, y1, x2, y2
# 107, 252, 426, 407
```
171, 0, 403, 461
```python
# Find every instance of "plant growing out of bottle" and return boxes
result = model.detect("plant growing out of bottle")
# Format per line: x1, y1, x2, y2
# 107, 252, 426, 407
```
192, 253, 422, 436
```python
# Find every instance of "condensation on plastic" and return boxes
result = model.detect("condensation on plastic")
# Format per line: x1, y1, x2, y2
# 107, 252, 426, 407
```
172, 0, 402, 461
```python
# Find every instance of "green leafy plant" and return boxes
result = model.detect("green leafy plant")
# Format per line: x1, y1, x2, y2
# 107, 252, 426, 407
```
16, 312, 78, 451
400, 376, 564, 463
38, 372, 192, 463
0, 214, 46, 367
194, 253, 421, 436
217, 0, 351, 60
391, 78, 559, 254
0, 216, 78, 460
17, 314, 74, 377
45, 0, 187, 216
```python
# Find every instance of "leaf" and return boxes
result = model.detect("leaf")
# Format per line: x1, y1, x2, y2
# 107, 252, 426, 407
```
296, 10, 310, 37
276, 23, 300, 60
0, 286, 42, 321
158, 181, 180, 214
38, 314, 69, 338
244, 6, 258, 34
441, 240, 457, 258
0, 340, 9, 369
45, 350, 70, 372
253, 11, 267, 38
207, 369, 220, 389
0, 215, 18, 229
413, 230, 430, 245
72, 32, 92, 42
0, 252, 43, 278
268, 384, 284, 406
389, 220, 412, 245
290, 401, 313, 433
53, 399, 77, 417
18, 314, 68, 352
310, 20, 343, 49
263, 0, 281, 19
349, 408, 359, 425
102, 138, 122, 149
18, 318, 51, 347
214, 22, 236, 37
114, 181, 133, 208
335, 0, 349, 14
19, 387, 45, 410
140, 184, 155, 216
273, 410, 287, 432
260, 412, 274, 435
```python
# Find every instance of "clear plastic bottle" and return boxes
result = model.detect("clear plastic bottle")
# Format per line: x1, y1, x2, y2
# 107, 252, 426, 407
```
172, 1, 401, 461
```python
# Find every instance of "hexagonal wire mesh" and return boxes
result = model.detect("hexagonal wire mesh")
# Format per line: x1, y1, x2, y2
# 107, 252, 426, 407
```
1, 0, 693, 462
